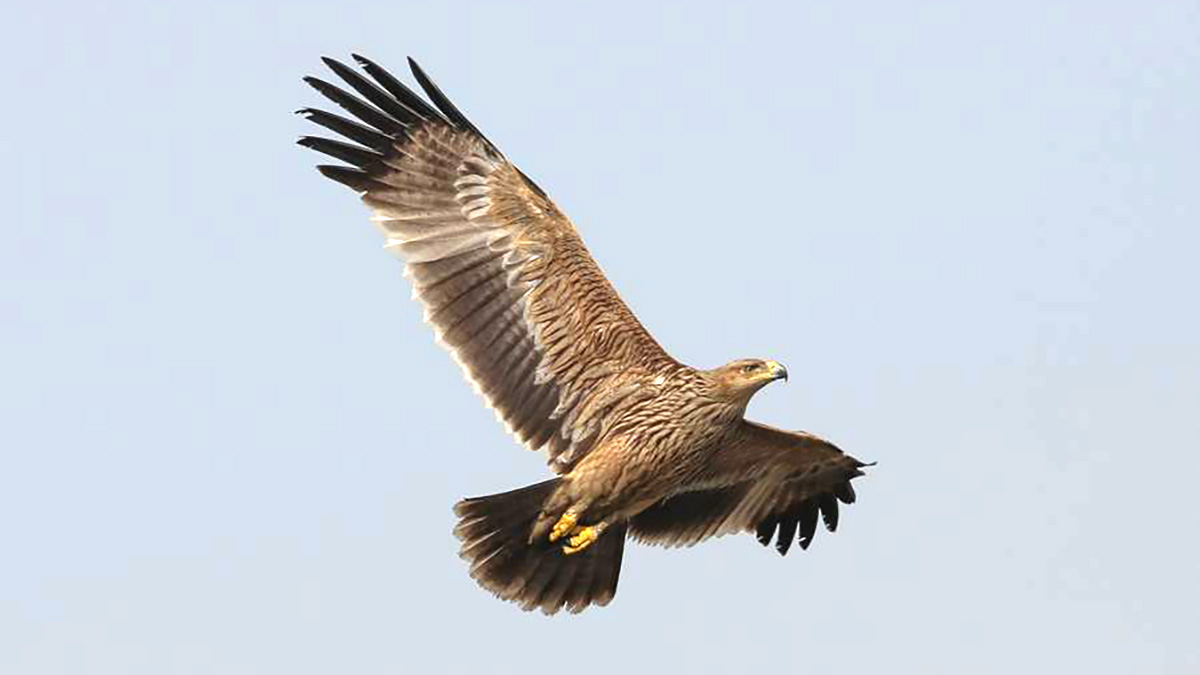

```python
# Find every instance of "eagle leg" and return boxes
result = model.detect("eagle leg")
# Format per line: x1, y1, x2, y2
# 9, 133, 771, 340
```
562, 521, 609, 555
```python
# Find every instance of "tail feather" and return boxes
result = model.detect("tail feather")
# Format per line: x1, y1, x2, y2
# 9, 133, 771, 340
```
453, 479, 627, 615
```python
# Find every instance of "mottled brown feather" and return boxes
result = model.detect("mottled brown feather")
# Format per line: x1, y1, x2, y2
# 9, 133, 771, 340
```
301, 57, 677, 473
630, 421, 869, 553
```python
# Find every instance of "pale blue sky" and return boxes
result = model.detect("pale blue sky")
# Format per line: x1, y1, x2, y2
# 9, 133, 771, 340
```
5, 1, 1199, 673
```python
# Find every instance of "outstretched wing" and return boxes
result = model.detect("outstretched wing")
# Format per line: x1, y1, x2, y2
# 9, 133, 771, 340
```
630, 421, 870, 554
298, 56, 676, 472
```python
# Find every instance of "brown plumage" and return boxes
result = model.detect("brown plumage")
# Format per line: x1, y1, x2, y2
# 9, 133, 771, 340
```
299, 55, 872, 615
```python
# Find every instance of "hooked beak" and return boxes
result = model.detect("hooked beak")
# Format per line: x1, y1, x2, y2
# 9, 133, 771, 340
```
766, 360, 788, 382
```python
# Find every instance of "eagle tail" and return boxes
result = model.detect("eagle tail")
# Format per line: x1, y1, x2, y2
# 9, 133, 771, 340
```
453, 479, 627, 615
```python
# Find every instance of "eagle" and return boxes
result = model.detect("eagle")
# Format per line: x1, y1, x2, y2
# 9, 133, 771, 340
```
298, 55, 871, 614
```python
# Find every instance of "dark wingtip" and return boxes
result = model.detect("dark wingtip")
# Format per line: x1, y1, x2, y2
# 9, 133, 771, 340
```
774, 531, 794, 556
775, 517, 798, 556
301, 75, 339, 99
798, 502, 818, 550
298, 136, 383, 168
319, 56, 356, 83
819, 494, 839, 533
406, 56, 489, 142
835, 482, 857, 505
315, 164, 379, 192
755, 517, 777, 547
406, 57, 435, 97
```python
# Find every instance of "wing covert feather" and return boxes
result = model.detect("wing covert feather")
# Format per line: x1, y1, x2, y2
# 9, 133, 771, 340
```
301, 57, 676, 472
630, 421, 870, 552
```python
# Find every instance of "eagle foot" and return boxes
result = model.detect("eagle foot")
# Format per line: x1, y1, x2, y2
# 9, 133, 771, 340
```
548, 509, 579, 543
562, 523, 607, 555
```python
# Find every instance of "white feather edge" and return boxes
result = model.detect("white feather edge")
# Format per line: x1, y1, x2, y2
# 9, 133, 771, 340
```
370, 230, 567, 465
349, 152, 590, 468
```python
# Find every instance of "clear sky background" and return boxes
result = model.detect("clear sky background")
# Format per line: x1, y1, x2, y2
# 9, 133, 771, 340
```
4, 1, 1199, 673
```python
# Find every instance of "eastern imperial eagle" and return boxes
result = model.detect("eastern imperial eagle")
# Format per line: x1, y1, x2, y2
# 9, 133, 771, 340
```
299, 55, 871, 614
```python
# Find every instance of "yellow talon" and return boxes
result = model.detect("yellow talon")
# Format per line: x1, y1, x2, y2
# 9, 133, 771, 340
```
548, 510, 578, 543
562, 526, 600, 555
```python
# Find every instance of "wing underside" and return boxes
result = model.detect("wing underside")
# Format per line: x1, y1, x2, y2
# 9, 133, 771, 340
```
299, 56, 675, 472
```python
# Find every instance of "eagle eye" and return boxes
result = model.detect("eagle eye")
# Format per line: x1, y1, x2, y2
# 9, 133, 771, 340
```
742, 364, 758, 374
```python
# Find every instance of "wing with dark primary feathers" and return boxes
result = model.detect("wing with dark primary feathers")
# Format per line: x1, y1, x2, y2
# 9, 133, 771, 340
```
298, 56, 677, 473
630, 421, 870, 554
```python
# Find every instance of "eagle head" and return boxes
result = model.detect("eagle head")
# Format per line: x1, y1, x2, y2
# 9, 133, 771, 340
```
711, 358, 789, 401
